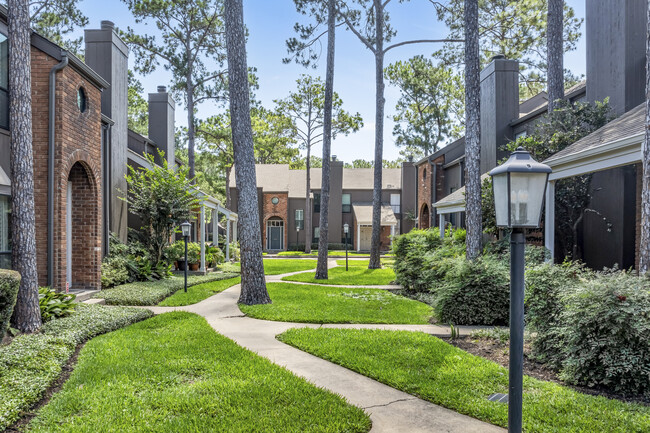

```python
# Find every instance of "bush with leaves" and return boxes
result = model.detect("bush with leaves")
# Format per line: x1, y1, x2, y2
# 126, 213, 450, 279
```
38, 287, 76, 322
0, 270, 20, 338
101, 257, 130, 289
124, 150, 198, 269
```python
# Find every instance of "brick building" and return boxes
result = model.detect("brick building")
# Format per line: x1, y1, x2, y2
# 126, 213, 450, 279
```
0, 10, 182, 291
228, 162, 417, 252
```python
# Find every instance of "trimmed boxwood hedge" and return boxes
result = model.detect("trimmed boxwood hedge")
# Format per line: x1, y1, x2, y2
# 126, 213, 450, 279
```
95, 272, 239, 306
0, 304, 152, 430
0, 270, 20, 338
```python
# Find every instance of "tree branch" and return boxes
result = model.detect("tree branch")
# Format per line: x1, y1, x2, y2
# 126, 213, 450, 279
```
384, 39, 463, 54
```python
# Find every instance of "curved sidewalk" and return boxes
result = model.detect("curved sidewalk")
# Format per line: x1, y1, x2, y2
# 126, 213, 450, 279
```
144, 268, 504, 433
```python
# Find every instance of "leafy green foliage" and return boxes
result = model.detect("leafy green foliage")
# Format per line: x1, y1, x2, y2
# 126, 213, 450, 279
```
127, 70, 148, 136
240, 282, 432, 324
95, 273, 239, 306
38, 287, 75, 322
0, 270, 20, 338
279, 328, 650, 432
124, 151, 198, 268
0, 304, 152, 431
433, 0, 583, 98
385, 56, 464, 159
27, 0, 88, 53
158, 277, 240, 306
27, 313, 371, 433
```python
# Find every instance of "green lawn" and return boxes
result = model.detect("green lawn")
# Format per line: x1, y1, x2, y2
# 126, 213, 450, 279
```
263, 259, 317, 275
27, 313, 371, 433
239, 282, 432, 323
158, 277, 241, 306
282, 266, 396, 285
335, 259, 394, 267
278, 328, 650, 433
277, 251, 372, 257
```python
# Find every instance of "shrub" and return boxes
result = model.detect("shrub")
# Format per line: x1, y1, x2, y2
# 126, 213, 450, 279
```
207, 245, 225, 266
186, 242, 201, 264
38, 287, 75, 322
434, 254, 510, 326
103, 234, 171, 286
0, 270, 20, 338
559, 271, 650, 396
525, 261, 585, 368
164, 240, 185, 263
101, 257, 129, 289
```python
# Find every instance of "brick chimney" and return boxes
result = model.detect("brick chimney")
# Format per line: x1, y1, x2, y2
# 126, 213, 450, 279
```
586, 0, 645, 115
148, 86, 176, 168
479, 54, 519, 174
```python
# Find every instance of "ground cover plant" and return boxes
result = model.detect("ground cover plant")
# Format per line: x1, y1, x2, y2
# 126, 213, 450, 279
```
282, 266, 396, 286
263, 259, 317, 275
27, 312, 371, 433
158, 277, 241, 306
279, 328, 650, 433
240, 282, 432, 323
95, 272, 239, 306
0, 304, 152, 431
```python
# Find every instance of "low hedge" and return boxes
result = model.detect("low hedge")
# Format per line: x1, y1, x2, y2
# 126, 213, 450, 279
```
0, 270, 20, 338
95, 272, 240, 306
0, 304, 152, 430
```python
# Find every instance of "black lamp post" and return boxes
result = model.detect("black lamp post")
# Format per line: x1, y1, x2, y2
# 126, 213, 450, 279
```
180, 221, 191, 293
296, 226, 300, 249
343, 223, 349, 271
489, 147, 551, 433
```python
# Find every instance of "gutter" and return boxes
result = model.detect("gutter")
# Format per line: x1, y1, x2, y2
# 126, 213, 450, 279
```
48, 51, 68, 288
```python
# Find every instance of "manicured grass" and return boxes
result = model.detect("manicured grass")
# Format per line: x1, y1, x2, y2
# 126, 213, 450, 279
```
95, 272, 239, 306
282, 266, 396, 285
277, 250, 372, 257
218, 262, 241, 273
240, 282, 432, 324
263, 259, 317, 275
0, 304, 152, 431
279, 328, 650, 433
158, 277, 241, 306
27, 313, 371, 433
335, 259, 394, 267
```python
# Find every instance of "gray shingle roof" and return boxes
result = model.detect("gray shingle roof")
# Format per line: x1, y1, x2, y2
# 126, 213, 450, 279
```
544, 103, 645, 163
352, 203, 398, 225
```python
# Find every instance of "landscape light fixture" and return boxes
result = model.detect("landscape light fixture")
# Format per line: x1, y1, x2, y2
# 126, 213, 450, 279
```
343, 223, 349, 271
180, 221, 191, 293
489, 147, 551, 433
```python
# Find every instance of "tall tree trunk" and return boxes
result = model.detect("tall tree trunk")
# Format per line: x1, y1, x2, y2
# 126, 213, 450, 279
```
8, 0, 42, 332
224, 0, 270, 304
547, 0, 564, 113
315, 0, 337, 279
639, 0, 650, 274
304, 144, 311, 253
187, 72, 196, 181
464, 0, 482, 261
368, 0, 384, 270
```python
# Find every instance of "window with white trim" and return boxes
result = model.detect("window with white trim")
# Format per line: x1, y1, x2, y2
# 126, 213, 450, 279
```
390, 194, 401, 214
342, 193, 351, 213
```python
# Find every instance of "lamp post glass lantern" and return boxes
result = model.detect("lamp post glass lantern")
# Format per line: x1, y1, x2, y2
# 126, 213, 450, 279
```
343, 223, 349, 271
488, 147, 551, 433
180, 221, 191, 293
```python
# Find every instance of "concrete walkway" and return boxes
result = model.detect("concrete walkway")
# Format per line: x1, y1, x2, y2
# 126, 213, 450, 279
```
140, 262, 504, 433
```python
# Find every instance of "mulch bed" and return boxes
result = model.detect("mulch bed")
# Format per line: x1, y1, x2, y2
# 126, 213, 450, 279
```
445, 336, 650, 406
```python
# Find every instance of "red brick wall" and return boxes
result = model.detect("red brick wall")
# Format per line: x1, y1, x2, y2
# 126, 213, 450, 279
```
379, 226, 392, 251
416, 156, 444, 229
31, 47, 103, 291
262, 192, 288, 250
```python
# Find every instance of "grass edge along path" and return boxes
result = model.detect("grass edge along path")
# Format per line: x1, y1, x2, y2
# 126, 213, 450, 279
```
0, 304, 153, 431
278, 328, 650, 433
27, 312, 371, 433
240, 282, 432, 324
281, 266, 396, 286
158, 276, 241, 306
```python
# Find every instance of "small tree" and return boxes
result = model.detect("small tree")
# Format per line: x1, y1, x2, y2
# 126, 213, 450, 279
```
124, 151, 198, 268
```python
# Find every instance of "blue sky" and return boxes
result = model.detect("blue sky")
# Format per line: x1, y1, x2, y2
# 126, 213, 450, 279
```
76, 0, 587, 163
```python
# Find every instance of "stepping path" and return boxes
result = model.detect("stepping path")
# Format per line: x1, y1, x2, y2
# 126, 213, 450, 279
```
141, 262, 504, 433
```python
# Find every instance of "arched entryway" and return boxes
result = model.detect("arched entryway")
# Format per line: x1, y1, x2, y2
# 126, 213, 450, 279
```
266, 217, 284, 250
66, 162, 100, 290
420, 204, 430, 230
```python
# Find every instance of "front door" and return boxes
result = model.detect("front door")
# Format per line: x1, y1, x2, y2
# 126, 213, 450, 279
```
359, 226, 372, 251
270, 226, 282, 250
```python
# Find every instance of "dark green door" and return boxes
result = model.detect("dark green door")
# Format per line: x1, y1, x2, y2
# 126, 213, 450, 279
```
270, 226, 282, 250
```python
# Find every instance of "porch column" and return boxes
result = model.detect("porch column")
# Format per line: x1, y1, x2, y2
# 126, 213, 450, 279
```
545, 180, 555, 263
439, 214, 445, 239
200, 205, 206, 272
357, 224, 361, 252
390, 224, 395, 247
213, 209, 218, 247
232, 218, 238, 244
226, 218, 231, 261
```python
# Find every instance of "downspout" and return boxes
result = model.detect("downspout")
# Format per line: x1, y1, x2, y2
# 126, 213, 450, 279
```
429, 155, 437, 229
48, 51, 68, 288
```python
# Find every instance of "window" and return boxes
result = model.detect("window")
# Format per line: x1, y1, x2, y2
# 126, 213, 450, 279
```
0, 195, 11, 269
390, 194, 401, 214
423, 168, 427, 180
295, 209, 304, 230
77, 87, 87, 112
313, 227, 320, 242
515, 130, 527, 140
271, 196, 279, 205
313, 193, 320, 213
0, 33, 8, 130
342, 194, 351, 213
